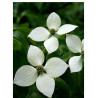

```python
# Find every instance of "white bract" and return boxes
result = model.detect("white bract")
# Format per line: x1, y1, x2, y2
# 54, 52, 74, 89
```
28, 12, 78, 54
14, 45, 68, 98
66, 34, 84, 73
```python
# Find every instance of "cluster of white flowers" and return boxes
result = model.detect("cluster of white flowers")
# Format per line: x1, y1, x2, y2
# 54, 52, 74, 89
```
14, 12, 84, 98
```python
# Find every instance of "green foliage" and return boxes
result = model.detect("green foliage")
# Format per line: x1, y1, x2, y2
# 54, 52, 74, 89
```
13, 2, 84, 98
26, 84, 47, 98
13, 38, 21, 50
78, 68, 84, 95
13, 31, 29, 75
78, 61, 84, 95
61, 69, 77, 92
53, 78, 70, 98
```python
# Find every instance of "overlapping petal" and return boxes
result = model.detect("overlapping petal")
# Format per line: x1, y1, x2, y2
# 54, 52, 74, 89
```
44, 57, 68, 78
69, 56, 82, 73
27, 45, 45, 66
14, 65, 38, 86
36, 73, 55, 98
66, 34, 82, 53
28, 27, 50, 41
57, 24, 78, 35
44, 36, 59, 54
47, 12, 61, 30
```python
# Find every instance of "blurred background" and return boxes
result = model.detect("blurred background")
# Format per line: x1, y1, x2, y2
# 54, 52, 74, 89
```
13, 2, 84, 98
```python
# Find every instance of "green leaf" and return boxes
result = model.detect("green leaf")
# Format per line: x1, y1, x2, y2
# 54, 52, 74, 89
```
13, 2, 20, 17
78, 68, 84, 95
13, 23, 29, 28
13, 31, 29, 52
13, 38, 21, 50
13, 23, 31, 36
18, 10, 44, 27
26, 84, 47, 98
78, 56, 84, 95
13, 31, 29, 75
61, 52, 73, 62
34, 3, 43, 10
13, 85, 28, 98
61, 69, 77, 93
53, 78, 70, 98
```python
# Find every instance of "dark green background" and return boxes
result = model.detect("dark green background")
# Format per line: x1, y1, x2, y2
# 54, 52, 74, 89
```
13, 2, 84, 98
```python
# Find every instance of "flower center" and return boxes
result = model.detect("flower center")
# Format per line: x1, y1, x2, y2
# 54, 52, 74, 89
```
50, 28, 55, 35
36, 65, 45, 74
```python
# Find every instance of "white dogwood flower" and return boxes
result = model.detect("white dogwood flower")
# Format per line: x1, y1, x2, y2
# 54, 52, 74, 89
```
66, 34, 84, 73
14, 45, 68, 98
28, 12, 78, 54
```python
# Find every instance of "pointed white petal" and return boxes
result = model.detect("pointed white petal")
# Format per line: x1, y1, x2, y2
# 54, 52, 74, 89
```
14, 65, 38, 86
27, 45, 45, 66
28, 27, 50, 41
57, 24, 78, 35
66, 34, 82, 53
69, 56, 82, 73
47, 12, 61, 30
82, 39, 84, 51
44, 57, 68, 78
36, 73, 55, 98
44, 36, 59, 54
